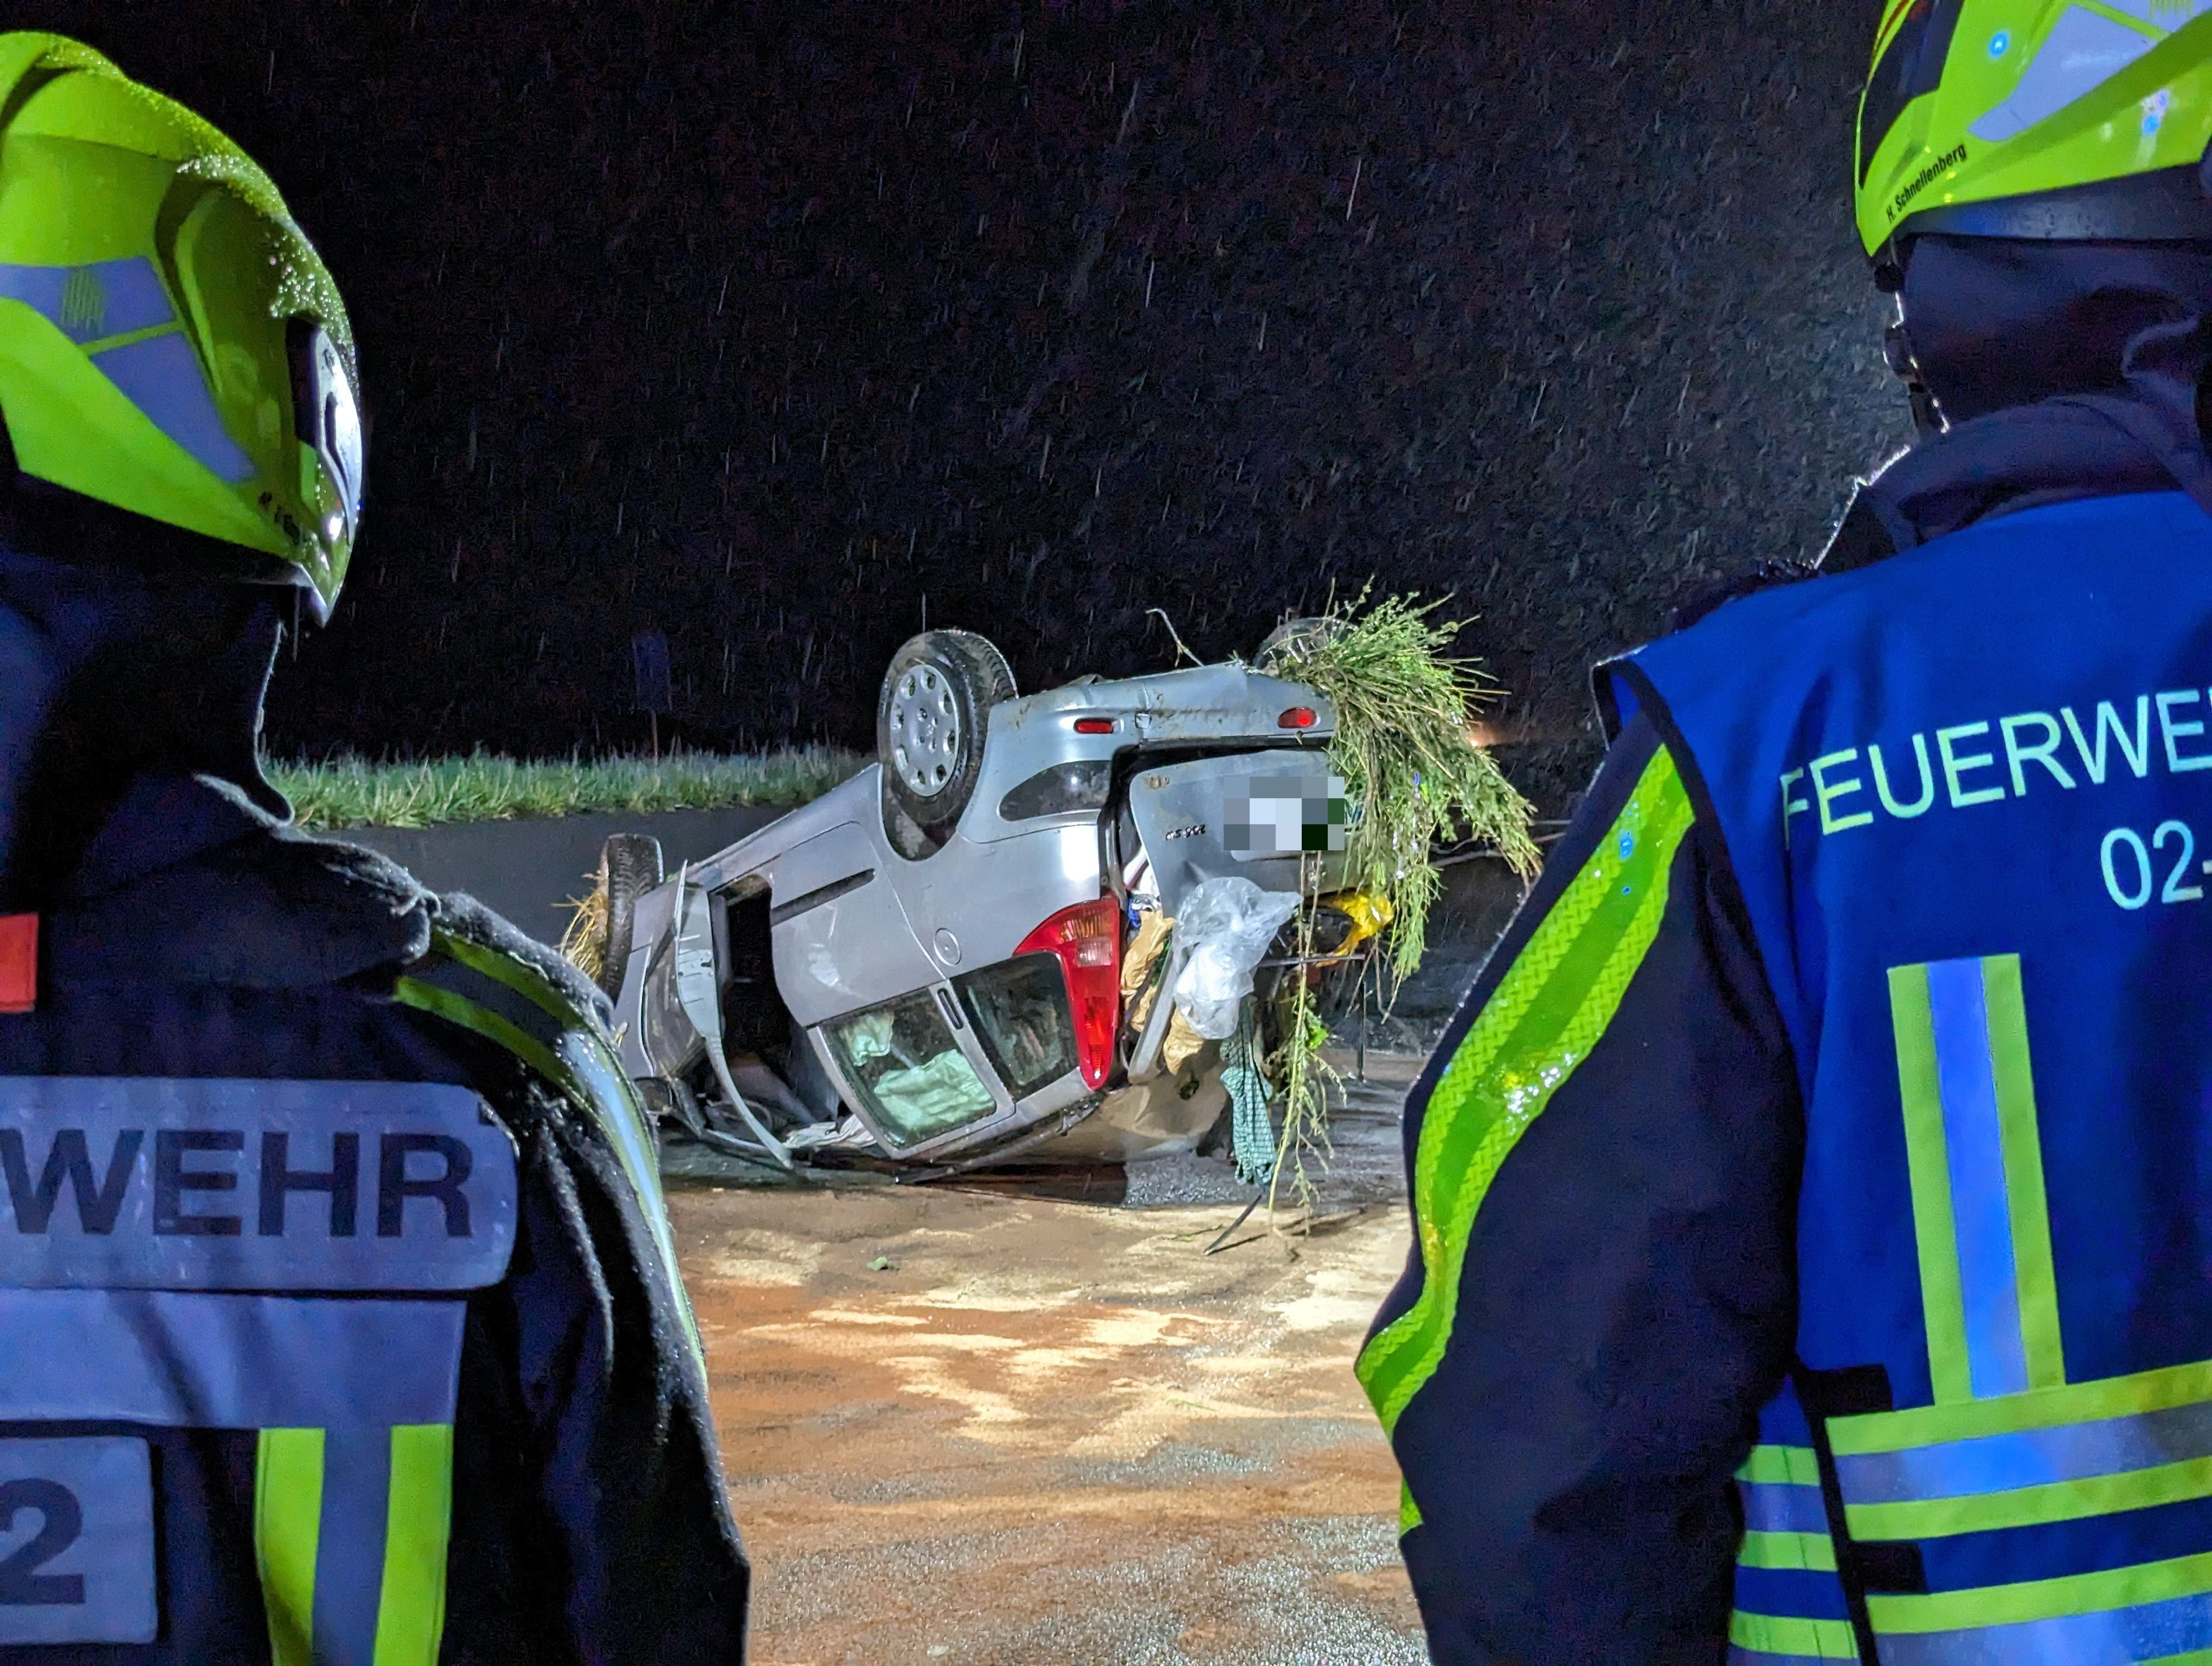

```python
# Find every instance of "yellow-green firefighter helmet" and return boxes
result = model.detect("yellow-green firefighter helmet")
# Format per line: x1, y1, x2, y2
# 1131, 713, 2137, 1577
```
0, 32, 362, 617
1857, 1, 2212, 266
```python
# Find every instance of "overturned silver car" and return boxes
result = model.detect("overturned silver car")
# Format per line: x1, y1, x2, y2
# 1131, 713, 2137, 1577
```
597, 629, 1366, 1175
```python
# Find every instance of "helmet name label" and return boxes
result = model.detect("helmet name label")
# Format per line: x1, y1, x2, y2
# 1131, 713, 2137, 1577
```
1891, 142, 1969, 223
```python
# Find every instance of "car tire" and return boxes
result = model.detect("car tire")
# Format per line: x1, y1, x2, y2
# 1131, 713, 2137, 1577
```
597, 832, 665, 999
877, 630, 1015, 834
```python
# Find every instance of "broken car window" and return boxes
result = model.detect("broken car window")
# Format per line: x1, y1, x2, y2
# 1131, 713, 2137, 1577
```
956, 953, 1079, 1100
824, 990, 999, 1147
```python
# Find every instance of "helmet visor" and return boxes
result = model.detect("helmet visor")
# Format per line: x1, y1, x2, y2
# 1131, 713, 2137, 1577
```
293, 322, 363, 549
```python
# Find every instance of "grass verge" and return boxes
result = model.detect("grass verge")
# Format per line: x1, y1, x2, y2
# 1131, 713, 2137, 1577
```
269, 747, 867, 830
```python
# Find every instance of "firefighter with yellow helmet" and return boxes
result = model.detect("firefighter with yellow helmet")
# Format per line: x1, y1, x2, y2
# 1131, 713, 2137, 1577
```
1364, 6, 2212, 1659
0, 34, 748, 1662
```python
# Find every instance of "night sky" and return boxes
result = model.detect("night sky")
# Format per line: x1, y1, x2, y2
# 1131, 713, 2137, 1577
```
30, 1, 1906, 799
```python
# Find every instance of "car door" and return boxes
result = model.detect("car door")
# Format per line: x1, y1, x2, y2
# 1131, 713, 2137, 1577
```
766, 822, 940, 1027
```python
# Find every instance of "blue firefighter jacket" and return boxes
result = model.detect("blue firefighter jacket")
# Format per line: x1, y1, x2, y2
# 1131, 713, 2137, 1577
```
0, 770, 749, 1663
1362, 392, 2212, 1663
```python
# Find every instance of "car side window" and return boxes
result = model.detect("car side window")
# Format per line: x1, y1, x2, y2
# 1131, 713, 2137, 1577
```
956, 954, 1078, 1099
823, 991, 998, 1147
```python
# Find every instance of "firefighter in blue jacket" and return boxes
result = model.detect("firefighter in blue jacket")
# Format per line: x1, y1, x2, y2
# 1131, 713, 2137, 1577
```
0, 34, 747, 1663
1362, 5, 2212, 1661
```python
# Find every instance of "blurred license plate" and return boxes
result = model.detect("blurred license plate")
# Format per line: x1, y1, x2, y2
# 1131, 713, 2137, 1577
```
1223, 773, 1350, 858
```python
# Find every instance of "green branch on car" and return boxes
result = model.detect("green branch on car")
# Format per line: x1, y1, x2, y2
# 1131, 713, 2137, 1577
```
1258, 588, 1540, 1214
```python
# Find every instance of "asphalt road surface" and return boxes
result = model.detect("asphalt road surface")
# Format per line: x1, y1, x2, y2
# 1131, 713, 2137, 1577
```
671, 1058, 1431, 1665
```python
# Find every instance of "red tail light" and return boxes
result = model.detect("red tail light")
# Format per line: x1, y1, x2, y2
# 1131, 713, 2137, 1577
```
1017, 898, 1123, 1088
1278, 706, 1317, 729
1072, 716, 1117, 735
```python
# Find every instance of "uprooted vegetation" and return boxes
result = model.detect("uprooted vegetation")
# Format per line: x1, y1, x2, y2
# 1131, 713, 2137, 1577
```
1253, 592, 1539, 1210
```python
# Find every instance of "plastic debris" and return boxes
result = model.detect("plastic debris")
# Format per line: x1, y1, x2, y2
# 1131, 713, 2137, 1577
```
1169, 877, 1301, 1040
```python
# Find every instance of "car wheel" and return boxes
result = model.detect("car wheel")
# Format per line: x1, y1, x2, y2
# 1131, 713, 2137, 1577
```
877, 630, 1015, 834
596, 832, 665, 999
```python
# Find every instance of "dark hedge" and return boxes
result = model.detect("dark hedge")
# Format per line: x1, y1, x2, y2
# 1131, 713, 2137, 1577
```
28, 0, 1908, 807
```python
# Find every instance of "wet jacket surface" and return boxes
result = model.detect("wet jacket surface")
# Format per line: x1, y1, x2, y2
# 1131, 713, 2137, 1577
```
0, 765, 749, 1663
1362, 244, 2212, 1664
